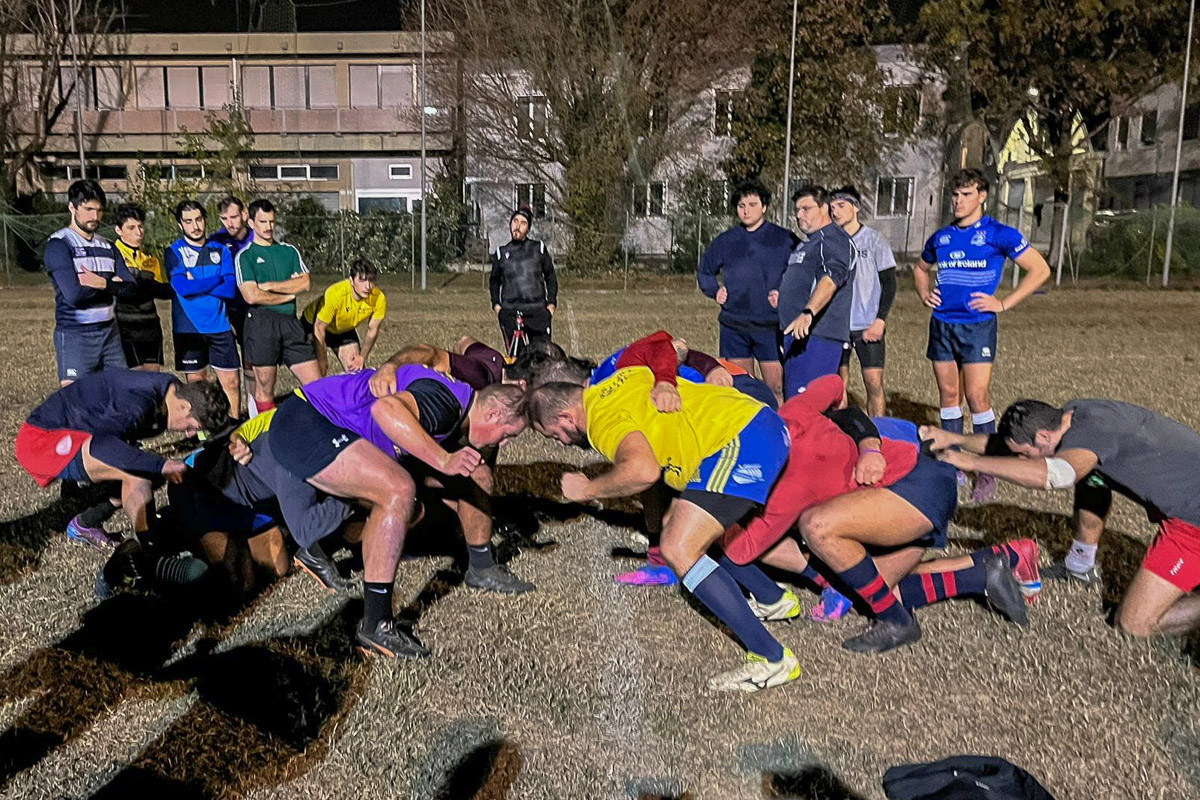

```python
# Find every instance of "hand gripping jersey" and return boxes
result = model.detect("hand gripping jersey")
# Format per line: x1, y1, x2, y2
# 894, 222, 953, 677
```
922, 216, 1028, 325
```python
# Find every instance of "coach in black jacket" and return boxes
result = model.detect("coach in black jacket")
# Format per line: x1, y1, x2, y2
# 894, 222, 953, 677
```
489, 207, 557, 357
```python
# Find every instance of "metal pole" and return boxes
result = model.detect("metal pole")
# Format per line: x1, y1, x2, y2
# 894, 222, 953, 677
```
68, 0, 87, 174
780, 0, 798, 225
1055, 171, 1072, 286
419, 0, 428, 290
1014, 199, 1025, 288
1164, 0, 1196, 288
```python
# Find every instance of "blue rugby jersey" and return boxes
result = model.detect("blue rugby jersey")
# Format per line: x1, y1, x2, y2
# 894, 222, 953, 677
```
165, 238, 238, 335
921, 216, 1028, 325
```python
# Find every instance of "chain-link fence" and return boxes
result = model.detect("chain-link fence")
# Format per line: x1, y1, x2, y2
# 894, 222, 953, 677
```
1073, 204, 1200, 283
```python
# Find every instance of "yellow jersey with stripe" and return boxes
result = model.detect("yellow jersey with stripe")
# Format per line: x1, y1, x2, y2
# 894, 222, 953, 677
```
114, 239, 165, 282
583, 366, 765, 491
235, 408, 276, 444
302, 279, 386, 334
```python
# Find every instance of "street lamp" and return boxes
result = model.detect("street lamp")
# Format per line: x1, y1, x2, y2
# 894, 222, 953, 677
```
419, 0, 427, 290
1163, 0, 1196, 287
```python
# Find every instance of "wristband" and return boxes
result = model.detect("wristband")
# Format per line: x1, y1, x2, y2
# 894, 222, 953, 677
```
861, 448, 883, 455
800, 308, 814, 317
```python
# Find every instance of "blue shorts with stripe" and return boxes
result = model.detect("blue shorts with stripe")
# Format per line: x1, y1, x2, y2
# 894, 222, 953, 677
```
685, 407, 790, 505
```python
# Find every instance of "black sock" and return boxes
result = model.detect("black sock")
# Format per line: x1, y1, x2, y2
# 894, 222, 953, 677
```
363, 581, 394, 628
468, 543, 495, 570
78, 500, 119, 529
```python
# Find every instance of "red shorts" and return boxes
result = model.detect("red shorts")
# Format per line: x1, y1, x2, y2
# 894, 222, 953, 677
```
14, 423, 90, 488
1141, 517, 1200, 592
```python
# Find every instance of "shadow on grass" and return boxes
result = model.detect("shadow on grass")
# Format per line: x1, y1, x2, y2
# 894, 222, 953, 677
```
0, 483, 112, 585
412, 718, 523, 799
883, 392, 941, 427
762, 766, 867, 799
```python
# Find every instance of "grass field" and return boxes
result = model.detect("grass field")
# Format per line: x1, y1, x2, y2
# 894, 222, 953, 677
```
1, 272, 1199, 799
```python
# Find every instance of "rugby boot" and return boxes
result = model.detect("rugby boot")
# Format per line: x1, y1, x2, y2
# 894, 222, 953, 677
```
465, 563, 534, 595
747, 585, 802, 621
1043, 559, 1102, 588
355, 618, 430, 659
294, 546, 352, 593
707, 647, 801, 693
983, 552, 1029, 627
1006, 538, 1042, 603
842, 618, 922, 654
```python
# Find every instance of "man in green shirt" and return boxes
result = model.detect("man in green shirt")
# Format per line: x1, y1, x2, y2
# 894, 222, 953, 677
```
235, 199, 321, 413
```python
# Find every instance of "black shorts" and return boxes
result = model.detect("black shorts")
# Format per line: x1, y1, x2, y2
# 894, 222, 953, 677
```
679, 489, 759, 530
227, 303, 248, 345
301, 317, 361, 350
119, 321, 164, 368
839, 329, 886, 370
175, 330, 240, 372
266, 396, 360, 480
243, 309, 316, 368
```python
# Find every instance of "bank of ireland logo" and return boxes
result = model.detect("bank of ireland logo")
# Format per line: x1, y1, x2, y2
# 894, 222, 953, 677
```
731, 464, 763, 485
971, 231, 986, 247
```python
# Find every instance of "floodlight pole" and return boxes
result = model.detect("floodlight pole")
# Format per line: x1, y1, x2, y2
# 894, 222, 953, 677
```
781, 0, 798, 224
1164, 0, 1195, 288
419, 0, 428, 290
68, 0, 87, 174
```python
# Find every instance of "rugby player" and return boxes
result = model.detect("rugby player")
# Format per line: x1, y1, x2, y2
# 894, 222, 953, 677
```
698, 179, 798, 403
925, 398, 1200, 637
302, 259, 387, 376
719, 375, 1033, 653
113, 203, 171, 371
830, 186, 896, 416
527, 368, 798, 691
15, 372, 230, 547
210, 196, 258, 415
915, 169, 1051, 501
370, 336, 509, 394
777, 186, 854, 398
44, 180, 137, 385
165, 200, 241, 420
235, 199, 321, 413
490, 207, 557, 356
265, 366, 528, 658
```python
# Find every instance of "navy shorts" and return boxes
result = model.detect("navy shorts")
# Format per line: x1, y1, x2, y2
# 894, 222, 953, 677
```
266, 396, 361, 481
732, 373, 778, 410
54, 322, 127, 382
175, 330, 241, 372
719, 320, 779, 363
926, 316, 997, 364
58, 448, 90, 483
681, 407, 790, 528
781, 333, 846, 397
884, 455, 958, 549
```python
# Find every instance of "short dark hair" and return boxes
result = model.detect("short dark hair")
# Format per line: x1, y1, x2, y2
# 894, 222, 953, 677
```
478, 383, 527, 422
952, 169, 989, 194
791, 184, 829, 206
113, 203, 146, 228
505, 340, 570, 383
530, 358, 593, 388
998, 400, 1065, 446
247, 199, 275, 220
831, 185, 861, 205
173, 199, 205, 222
175, 380, 232, 431
732, 179, 771, 209
68, 179, 106, 208
217, 195, 245, 214
349, 258, 379, 281
526, 381, 583, 427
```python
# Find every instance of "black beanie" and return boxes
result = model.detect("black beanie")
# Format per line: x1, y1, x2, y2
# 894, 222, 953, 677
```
511, 207, 534, 227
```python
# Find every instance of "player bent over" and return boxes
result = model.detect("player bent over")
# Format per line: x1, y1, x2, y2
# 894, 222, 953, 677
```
925, 398, 1200, 638
527, 368, 797, 691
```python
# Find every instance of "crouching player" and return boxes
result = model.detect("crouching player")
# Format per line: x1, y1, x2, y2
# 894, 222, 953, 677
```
721, 375, 1033, 654
266, 365, 528, 658
527, 367, 796, 691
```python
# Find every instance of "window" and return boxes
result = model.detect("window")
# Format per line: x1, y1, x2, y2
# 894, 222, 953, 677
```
648, 97, 669, 135
350, 64, 414, 108
514, 183, 546, 217
358, 196, 411, 214
1089, 125, 1107, 152
705, 180, 729, 216
389, 164, 414, 180
58, 66, 124, 110
252, 164, 340, 181
713, 89, 739, 136
42, 163, 128, 181
1141, 111, 1157, 146
516, 96, 549, 141
1113, 116, 1130, 151
242, 65, 338, 110
1184, 104, 1200, 141
133, 65, 230, 110
632, 182, 666, 217
876, 176, 913, 216
882, 86, 921, 135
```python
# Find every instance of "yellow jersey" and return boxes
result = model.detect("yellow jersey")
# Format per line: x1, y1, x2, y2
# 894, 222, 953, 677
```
583, 367, 764, 490
303, 279, 387, 334
235, 408, 276, 444
114, 239, 165, 283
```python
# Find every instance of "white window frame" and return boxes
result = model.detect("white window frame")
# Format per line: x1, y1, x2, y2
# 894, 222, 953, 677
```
253, 164, 340, 181
632, 182, 667, 218
875, 176, 914, 217
514, 182, 547, 217
389, 164, 414, 180
713, 89, 738, 137
516, 95, 549, 141
355, 188, 421, 213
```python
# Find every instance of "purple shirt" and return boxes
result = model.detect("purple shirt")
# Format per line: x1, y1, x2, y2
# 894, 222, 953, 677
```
301, 365, 474, 458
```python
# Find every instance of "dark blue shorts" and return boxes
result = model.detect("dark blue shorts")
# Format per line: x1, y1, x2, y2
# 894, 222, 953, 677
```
175, 330, 241, 372
54, 322, 127, 382
58, 448, 90, 483
719, 320, 779, 363
885, 455, 958, 549
926, 316, 997, 364
733, 373, 778, 410
267, 396, 361, 481
781, 333, 846, 397
685, 408, 789, 506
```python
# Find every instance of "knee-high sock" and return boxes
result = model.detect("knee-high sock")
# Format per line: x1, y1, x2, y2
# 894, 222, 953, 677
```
972, 409, 997, 435
971, 542, 1019, 569
897, 566, 987, 610
940, 406, 964, 434
836, 554, 913, 625
683, 556, 784, 661
717, 554, 784, 604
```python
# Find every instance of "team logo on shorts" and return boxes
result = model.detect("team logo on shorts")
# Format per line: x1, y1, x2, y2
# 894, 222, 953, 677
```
981, 347, 992, 358
731, 464, 763, 485
971, 231, 987, 246
55, 434, 74, 456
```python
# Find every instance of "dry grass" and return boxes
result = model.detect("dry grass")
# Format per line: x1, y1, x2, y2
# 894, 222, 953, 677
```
0, 272, 1199, 799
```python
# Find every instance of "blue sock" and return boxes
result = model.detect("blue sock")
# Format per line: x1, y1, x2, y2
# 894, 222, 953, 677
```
940, 407, 964, 434
717, 554, 784, 604
897, 566, 987, 610
971, 543, 1019, 569
972, 409, 997, 435
683, 556, 784, 661
836, 555, 913, 626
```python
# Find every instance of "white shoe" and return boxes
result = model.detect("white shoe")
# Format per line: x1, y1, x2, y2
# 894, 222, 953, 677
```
747, 585, 801, 621
707, 647, 801, 693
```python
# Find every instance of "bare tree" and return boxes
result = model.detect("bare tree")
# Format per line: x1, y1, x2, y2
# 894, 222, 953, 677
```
428, 0, 768, 270
0, 0, 115, 208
